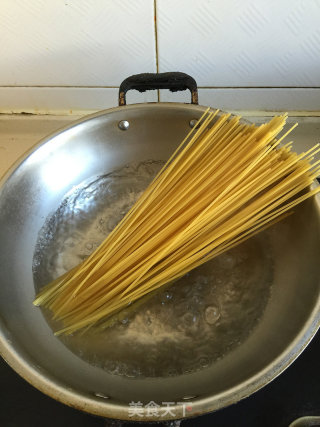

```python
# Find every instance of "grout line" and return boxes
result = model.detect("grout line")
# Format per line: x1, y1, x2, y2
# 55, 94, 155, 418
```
0, 85, 120, 89
154, 0, 160, 102
0, 85, 320, 90
198, 86, 320, 89
2, 110, 320, 118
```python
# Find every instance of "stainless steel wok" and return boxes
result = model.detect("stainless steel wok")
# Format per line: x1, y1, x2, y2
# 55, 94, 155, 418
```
1, 73, 320, 424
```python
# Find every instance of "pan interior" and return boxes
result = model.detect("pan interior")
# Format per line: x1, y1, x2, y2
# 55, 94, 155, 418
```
33, 160, 273, 378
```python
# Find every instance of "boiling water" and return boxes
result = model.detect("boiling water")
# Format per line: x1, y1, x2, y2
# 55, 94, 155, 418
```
33, 161, 273, 378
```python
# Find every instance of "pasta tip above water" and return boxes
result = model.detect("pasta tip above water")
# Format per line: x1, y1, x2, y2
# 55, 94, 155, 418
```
33, 109, 320, 335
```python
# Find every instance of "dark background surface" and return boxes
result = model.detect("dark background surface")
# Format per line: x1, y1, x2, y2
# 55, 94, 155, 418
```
1, 330, 319, 427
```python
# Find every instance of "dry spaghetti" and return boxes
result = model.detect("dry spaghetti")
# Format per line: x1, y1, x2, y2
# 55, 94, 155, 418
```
34, 109, 320, 335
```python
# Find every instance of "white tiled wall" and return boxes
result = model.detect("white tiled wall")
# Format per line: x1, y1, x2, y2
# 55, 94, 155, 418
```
157, 0, 320, 87
0, 0, 156, 86
1, 0, 320, 113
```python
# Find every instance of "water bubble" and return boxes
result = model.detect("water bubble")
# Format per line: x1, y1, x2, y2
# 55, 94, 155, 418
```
183, 366, 195, 375
190, 295, 203, 306
199, 356, 210, 368
205, 305, 221, 325
145, 315, 152, 326
104, 360, 118, 374
130, 366, 142, 377
124, 368, 136, 378
64, 237, 75, 248
160, 291, 173, 304
165, 291, 173, 300
224, 281, 239, 299
182, 311, 200, 327
165, 367, 179, 377
107, 218, 118, 232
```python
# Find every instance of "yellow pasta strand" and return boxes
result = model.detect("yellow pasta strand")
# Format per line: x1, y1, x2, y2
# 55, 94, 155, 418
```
33, 110, 320, 335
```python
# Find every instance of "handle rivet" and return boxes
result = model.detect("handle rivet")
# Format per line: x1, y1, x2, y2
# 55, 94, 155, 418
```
189, 119, 198, 128
118, 120, 130, 131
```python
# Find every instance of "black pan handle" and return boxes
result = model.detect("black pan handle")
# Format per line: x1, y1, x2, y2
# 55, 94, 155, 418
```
119, 72, 198, 106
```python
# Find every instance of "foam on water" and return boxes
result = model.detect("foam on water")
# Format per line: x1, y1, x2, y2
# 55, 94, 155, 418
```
33, 161, 273, 378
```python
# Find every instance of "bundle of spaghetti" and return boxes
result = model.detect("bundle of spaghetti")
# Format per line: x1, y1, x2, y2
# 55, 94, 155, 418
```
34, 109, 320, 335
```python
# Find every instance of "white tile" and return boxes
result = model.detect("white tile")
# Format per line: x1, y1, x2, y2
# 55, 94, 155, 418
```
157, 0, 320, 86
0, 0, 156, 86
159, 88, 320, 111
0, 87, 158, 114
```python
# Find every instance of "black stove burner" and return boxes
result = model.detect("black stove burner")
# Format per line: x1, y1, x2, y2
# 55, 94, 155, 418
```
1, 330, 319, 427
